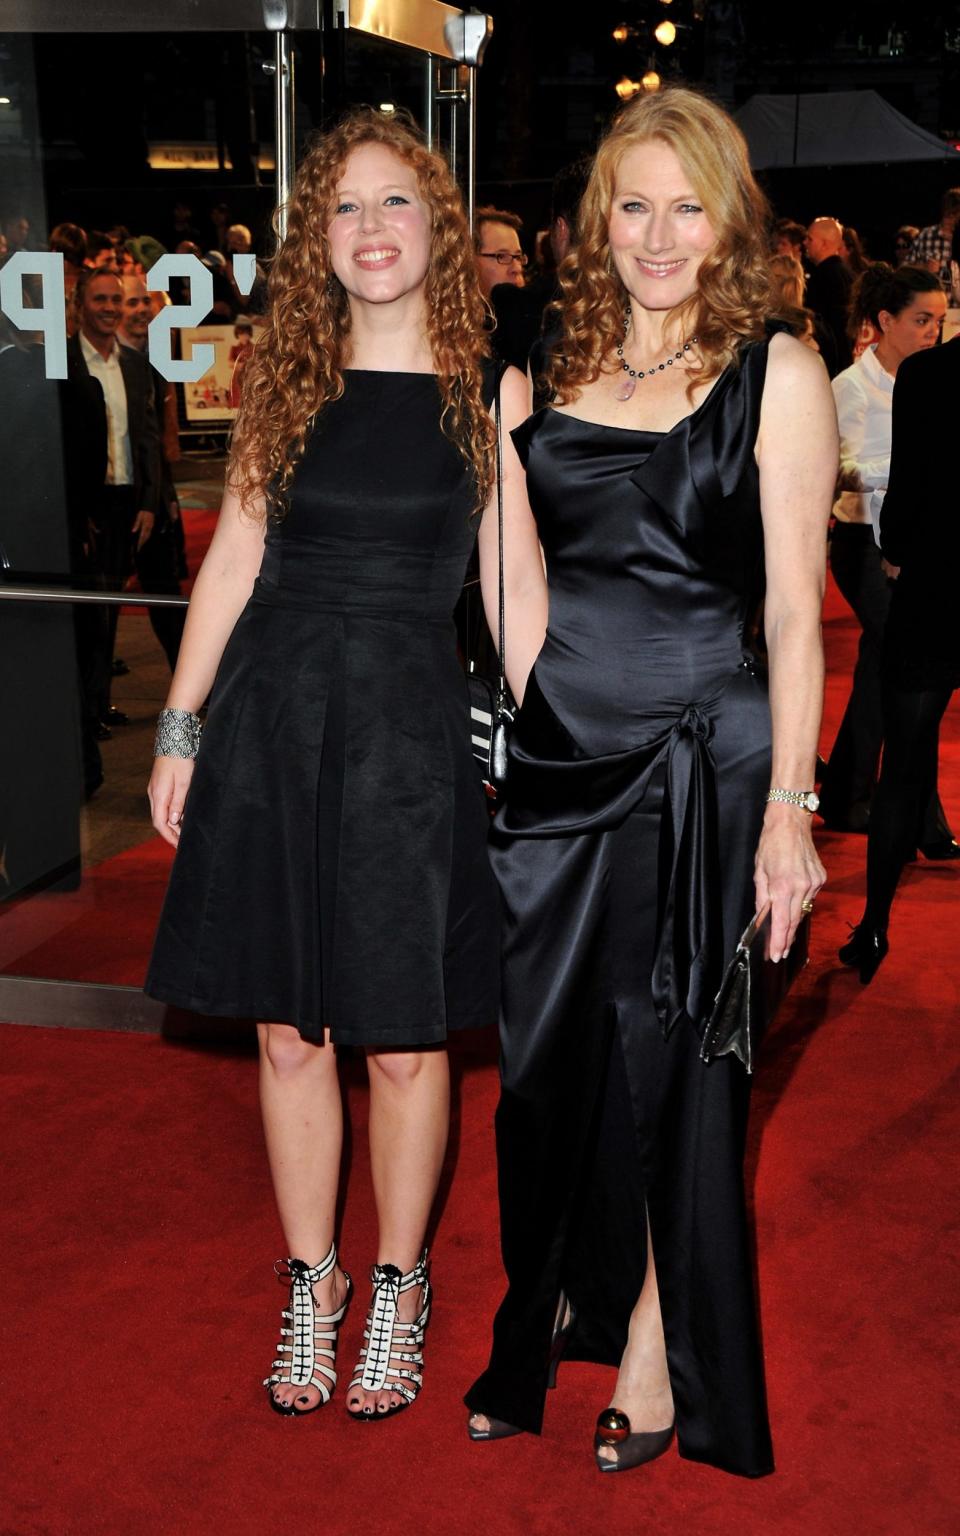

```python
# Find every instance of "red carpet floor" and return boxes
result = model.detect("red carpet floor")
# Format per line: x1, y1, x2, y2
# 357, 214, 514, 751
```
1, 580, 958, 1535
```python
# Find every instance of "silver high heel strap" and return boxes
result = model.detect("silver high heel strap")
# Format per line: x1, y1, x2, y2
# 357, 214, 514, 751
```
353, 1252, 430, 1397
263, 1243, 351, 1402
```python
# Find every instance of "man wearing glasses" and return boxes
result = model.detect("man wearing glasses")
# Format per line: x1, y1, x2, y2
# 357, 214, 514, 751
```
474, 206, 528, 300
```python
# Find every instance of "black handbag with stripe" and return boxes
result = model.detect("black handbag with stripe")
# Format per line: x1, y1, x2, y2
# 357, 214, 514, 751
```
466, 370, 514, 795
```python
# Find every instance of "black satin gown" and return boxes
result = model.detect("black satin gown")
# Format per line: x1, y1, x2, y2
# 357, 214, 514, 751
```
146, 370, 499, 1046
465, 340, 777, 1477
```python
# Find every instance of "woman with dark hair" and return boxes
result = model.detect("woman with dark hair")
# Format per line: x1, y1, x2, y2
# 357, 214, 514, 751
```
466, 86, 837, 1475
841, 225, 870, 275
818, 264, 955, 853
145, 109, 538, 1421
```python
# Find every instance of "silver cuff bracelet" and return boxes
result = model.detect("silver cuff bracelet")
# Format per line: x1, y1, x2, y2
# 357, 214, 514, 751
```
154, 707, 202, 759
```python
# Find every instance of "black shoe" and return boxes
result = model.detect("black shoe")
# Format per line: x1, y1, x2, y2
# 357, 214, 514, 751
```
94, 722, 112, 742
838, 924, 888, 984
102, 706, 129, 727
111, 657, 130, 677
594, 1410, 676, 1473
919, 839, 960, 861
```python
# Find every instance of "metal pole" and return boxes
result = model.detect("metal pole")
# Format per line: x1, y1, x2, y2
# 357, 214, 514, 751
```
424, 55, 435, 151
465, 63, 476, 231
447, 66, 458, 180
274, 31, 295, 245
0, 587, 188, 608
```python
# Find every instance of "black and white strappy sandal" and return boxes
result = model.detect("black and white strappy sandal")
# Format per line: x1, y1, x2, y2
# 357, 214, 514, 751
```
346, 1252, 431, 1421
263, 1244, 352, 1417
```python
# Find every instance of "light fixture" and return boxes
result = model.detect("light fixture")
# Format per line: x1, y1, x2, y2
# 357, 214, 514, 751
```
612, 24, 631, 43
654, 19, 677, 45
0, 96, 11, 105
642, 69, 662, 92
379, 101, 396, 114
615, 76, 642, 102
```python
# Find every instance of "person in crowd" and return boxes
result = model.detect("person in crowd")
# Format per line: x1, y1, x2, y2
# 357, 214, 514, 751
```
772, 217, 806, 261
224, 221, 266, 314
145, 108, 511, 1423
841, 225, 870, 276
892, 225, 918, 266
804, 215, 853, 375
768, 251, 819, 351
465, 85, 835, 1477
819, 264, 956, 858
168, 200, 202, 252
491, 160, 590, 373
86, 231, 116, 269
474, 206, 527, 300
49, 222, 88, 329
117, 273, 186, 671
908, 188, 960, 290
208, 200, 232, 252
67, 267, 160, 730
201, 248, 238, 320
840, 335, 960, 982
2, 212, 31, 253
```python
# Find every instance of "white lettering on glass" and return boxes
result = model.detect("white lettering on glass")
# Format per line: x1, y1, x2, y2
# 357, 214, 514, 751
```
0, 252, 68, 378
146, 255, 215, 382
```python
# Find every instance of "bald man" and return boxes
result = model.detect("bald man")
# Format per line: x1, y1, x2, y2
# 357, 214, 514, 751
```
804, 216, 853, 376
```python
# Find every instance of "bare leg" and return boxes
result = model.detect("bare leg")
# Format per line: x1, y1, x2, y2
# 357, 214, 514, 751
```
258, 1022, 350, 1412
596, 1214, 674, 1466
346, 1045, 450, 1417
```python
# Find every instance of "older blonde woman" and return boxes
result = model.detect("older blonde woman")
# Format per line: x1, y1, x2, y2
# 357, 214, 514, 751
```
466, 86, 837, 1476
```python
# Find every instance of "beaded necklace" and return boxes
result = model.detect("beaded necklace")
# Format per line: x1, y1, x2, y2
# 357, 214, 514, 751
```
614, 303, 697, 401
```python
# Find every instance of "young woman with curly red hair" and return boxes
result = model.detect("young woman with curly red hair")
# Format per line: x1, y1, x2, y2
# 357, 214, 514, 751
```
145, 109, 542, 1422
465, 87, 837, 1476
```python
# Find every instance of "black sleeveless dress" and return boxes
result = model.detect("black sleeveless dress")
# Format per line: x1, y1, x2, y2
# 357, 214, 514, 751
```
465, 340, 777, 1478
145, 370, 499, 1047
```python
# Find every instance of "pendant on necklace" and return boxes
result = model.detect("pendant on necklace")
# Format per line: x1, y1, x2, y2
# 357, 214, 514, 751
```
614, 374, 637, 402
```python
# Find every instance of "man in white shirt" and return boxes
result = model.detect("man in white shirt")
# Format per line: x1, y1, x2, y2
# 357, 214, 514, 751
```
68, 268, 160, 727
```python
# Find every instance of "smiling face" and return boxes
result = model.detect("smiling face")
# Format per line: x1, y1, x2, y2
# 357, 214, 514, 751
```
606, 139, 716, 313
120, 276, 153, 341
326, 142, 432, 311
879, 288, 946, 366
79, 272, 123, 344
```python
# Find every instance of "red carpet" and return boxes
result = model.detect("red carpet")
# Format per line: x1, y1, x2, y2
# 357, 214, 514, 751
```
1, 579, 958, 1534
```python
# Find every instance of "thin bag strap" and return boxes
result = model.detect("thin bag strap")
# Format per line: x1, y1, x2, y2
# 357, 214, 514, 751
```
494, 364, 506, 701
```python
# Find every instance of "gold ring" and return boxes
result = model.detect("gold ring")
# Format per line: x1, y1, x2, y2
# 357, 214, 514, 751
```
801, 899, 814, 913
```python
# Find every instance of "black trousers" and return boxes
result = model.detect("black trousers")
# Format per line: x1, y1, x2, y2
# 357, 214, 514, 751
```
822, 523, 950, 843
94, 486, 185, 709
865, 677, 956, 929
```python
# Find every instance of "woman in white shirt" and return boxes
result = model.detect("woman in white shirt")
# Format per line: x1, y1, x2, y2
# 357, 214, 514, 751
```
818, 263, 953, 854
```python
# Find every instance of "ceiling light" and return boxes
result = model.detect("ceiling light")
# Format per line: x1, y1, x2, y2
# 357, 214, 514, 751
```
642, 69, 662, 92
615, 76, 642, 101
654, 20, 676, 45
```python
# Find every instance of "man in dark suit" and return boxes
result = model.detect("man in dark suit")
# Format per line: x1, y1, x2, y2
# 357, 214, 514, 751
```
803, 217, 853, 377
67, 266, 161, 727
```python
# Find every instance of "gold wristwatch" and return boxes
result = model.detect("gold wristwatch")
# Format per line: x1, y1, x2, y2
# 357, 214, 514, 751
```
765, 788, 819, 813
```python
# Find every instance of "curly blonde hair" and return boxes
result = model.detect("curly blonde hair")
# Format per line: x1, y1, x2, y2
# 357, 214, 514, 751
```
543, 86, 774, 404
232, 108, 494, 515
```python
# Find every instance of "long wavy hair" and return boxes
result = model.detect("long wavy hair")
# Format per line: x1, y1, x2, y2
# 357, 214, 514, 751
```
543, 87, 774, 404
232, 108, 493, 515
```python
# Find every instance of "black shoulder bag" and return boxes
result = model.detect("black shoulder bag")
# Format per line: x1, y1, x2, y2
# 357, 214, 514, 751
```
466, 373, 515, 796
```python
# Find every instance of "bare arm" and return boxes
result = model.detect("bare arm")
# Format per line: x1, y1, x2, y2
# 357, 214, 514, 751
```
477, 365, 548, 705
755, 333, 838, 959
148, 478, 266, 844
